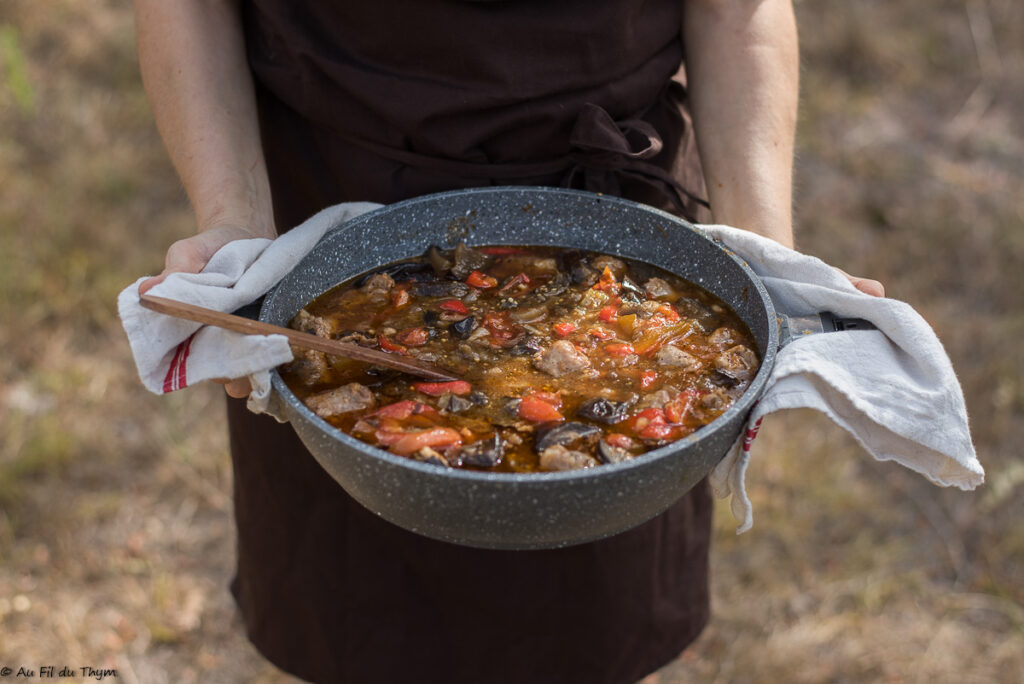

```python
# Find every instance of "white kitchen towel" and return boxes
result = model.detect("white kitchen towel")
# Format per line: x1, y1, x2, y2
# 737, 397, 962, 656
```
117, 202, 382, 415
700, 224, 983, 533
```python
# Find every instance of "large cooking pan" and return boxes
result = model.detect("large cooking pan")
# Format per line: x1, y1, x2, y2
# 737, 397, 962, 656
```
260, 186, 777, 549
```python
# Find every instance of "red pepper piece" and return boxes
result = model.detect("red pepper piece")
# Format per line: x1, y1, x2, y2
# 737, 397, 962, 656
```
438, 299, 468, 314
497, 272, 531, 293
640, 370, 658, 389
518, 394, 565, 422
389, 427, 464, 456
598, 304, 618, 323
378, 335, 408, 355
390, 285, 410, 308
664, 390, 699, 423
413, 380, 472, 397
604, 342, 635, 356
481, 310, 526, 347
466, 270, 498, 289
638, 422, 675, 440
657, 304, 681, 322
394, 326, 429, 347
370, 400, 436, 420
529, 390, 563, 408
552, 322, 577, 338
592, 266, 621, 293
604, 433, 637, 450
589, 327, 615, 340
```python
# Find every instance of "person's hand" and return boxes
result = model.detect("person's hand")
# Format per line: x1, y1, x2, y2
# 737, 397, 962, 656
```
139, 224, 271, 398
838, 269, 885, 298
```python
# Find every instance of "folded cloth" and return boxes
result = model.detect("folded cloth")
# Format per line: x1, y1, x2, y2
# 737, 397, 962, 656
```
117, 202, 382, 415
700, 224, 984, 533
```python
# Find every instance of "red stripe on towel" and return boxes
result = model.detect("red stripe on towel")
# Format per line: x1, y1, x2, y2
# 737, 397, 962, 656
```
162, 333, 196, 393
742, 417, 763, 454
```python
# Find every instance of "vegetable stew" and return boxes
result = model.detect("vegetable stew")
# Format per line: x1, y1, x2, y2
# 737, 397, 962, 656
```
279, 244, 760, 472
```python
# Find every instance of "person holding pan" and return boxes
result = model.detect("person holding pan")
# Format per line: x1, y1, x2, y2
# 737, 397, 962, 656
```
132, 1, 883, 682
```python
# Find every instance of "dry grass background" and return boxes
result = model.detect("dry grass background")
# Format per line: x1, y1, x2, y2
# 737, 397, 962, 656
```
0, 0, 1021, 682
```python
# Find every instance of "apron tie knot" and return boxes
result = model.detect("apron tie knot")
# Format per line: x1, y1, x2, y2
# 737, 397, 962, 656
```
566, 103, 708, 217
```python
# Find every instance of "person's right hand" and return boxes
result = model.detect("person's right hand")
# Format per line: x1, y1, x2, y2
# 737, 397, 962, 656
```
138, 224, 268, 295
139, 224, 272, 398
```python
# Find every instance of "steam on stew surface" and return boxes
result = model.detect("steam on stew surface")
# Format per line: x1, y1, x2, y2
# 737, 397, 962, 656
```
279, 244, 760, 472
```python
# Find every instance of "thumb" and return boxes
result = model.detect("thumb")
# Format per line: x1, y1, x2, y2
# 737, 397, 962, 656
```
138, 226, 261, 295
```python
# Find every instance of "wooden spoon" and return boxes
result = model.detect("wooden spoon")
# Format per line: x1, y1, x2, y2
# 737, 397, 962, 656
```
139, 293, 460, 382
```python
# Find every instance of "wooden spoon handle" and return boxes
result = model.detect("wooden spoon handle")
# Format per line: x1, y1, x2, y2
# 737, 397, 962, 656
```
139, 293, 460, 381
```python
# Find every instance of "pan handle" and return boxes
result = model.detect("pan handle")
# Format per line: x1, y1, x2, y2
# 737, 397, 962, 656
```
778, 312, 877, 348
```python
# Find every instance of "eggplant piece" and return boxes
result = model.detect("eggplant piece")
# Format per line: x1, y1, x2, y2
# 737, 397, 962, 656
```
559, 251, 600, 286
457, 435, 506, 468
438, 393, 474, 413
468, 391, 490, 406
576, 398, 630, 424
676, 296, 721, 333
529, 272, 570, 300
509, 336, 544, 357
620, 276, 645, 305
424, 245, 452, 275
534, 421, 602, 453
449, 242, 490, 279
450, 315, 478, 339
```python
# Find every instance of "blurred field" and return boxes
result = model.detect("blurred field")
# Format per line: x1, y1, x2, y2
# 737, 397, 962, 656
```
0, 0, 1021, 682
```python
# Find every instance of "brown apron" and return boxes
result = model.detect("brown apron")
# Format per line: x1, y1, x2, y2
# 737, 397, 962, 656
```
231, 2, 713, 682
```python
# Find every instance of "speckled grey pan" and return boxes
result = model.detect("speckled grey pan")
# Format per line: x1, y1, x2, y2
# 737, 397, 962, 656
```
261, 187, 778, 549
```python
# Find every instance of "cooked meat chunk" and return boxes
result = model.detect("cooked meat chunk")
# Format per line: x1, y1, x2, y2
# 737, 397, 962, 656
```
696, 387, 729, 413
306, 383, 377, 418
539, 444, 599, 471
597, 440, 634, 464
292, 308, 338, 338
708, 326, 739, 349
287, 347, 330, 385
450, 242, 490, 279
713, 345, 758, 382
360, 272, 395, 300
643, 277, 675, 299
637, 388, 675, 409
656, 345, 702, 372
532, 340, 591, 377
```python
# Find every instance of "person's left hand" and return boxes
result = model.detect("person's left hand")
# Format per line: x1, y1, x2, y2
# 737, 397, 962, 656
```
838, 269, 885, 297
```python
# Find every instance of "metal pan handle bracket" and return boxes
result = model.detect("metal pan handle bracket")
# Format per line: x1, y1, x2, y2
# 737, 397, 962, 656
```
778, 311, 877, 348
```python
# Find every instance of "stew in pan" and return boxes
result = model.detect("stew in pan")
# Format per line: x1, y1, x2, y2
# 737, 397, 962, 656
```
279, 244, 760, 472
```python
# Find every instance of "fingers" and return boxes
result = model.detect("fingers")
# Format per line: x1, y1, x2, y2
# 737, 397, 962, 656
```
835, 268, 886, 298
139, 225, 268, 295
851, 277, 885, 298
212, 377, 253, 398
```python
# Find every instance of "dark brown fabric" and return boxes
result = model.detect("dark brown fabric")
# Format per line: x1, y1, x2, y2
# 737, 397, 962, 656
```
230, 2, 714, 682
